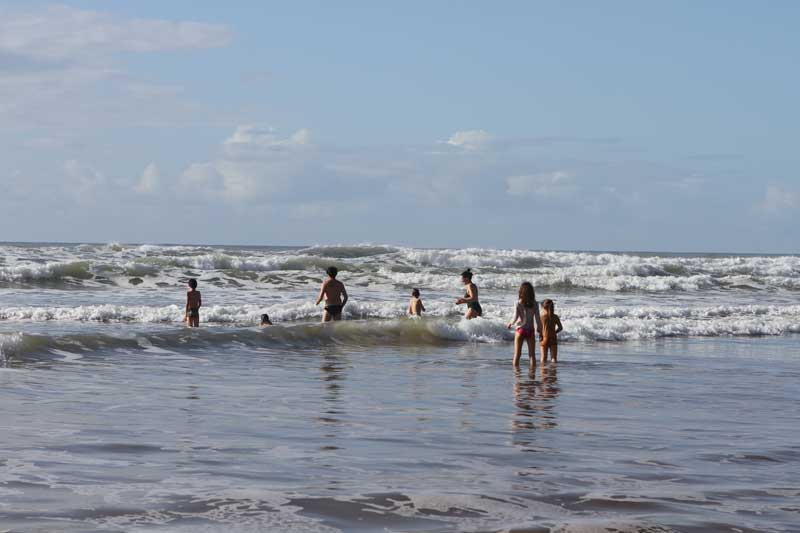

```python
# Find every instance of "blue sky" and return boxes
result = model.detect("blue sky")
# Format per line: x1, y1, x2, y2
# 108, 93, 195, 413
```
0, 1, 797, 252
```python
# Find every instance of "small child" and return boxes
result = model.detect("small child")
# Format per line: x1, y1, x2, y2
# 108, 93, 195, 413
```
260, 313, 273, 326
507, 281, 541, 367
539, 299, 563, 363
408, 288, 425, 316
185, 279, 201, 327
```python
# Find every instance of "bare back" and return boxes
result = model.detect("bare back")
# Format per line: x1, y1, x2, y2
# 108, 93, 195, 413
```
322, 279, 346, 305
408, 297, 425, 316
187, 290, 201, 309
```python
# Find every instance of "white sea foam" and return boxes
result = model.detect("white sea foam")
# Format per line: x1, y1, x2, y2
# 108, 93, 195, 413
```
0, 261, 93, 282
1, 244, 797, 294
1, 302, 798, 344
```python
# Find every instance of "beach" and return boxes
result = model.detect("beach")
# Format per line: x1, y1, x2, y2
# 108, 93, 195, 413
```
1, 243, 799, 532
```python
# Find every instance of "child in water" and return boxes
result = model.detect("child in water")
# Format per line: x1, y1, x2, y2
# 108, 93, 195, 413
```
539, 299, 563, 363
185, 279, 201, 327
260, 313, 273, 326
408, 288, 425, 316
507, 281, 542, 367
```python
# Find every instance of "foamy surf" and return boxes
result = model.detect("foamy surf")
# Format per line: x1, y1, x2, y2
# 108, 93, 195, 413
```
0, 243, 798, 364
2, 243, 799, 533
0, 243, 798, 293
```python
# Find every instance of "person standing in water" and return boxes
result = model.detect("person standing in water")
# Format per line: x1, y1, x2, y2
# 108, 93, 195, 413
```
408, 288, 425, 316
540, 299, 563, 363
507, 282, 542, 367
456, 268, 482, 319
315, 266, 348, 322
184, 278, 201, 327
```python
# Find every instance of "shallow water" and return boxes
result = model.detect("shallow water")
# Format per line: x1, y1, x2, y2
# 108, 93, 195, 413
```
2, 332, 800, 532
1, 243, 799, 532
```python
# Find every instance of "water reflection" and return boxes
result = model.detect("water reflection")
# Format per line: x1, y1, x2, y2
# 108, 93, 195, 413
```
317, 354, 346, 447
459, 364, 479, 430
511, 364, 560, 448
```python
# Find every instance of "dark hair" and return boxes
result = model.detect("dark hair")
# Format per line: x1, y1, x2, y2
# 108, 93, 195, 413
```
519, 281, 536, 308
542, 299, 554, 313
188, 278, 198, 289
460, 268, 473, 280
260, 313, 272, 325
326, 266, 338, 278
411, 288, 420, 297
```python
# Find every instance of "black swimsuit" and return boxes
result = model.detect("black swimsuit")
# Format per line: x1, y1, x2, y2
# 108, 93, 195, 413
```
325, 304, 344, 315
464, 290, 482, 316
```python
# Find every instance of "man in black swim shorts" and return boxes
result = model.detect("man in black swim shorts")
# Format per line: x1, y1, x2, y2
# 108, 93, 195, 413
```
315, 266, 348, 322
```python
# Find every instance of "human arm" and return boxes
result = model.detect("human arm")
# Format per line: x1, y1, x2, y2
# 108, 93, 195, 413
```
534, 304, 542, 335
315, 281, 327, 306
555, 315, 563, 334
197, 292, 201, 309
507, 303, 521, 329
341, 285, 348, 306
415, 299, 424, 315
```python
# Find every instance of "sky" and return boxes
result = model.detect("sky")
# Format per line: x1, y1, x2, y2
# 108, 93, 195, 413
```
0, 0, 798, 252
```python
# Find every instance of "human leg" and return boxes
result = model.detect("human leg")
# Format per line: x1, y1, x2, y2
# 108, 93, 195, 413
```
512, 333, 523, 366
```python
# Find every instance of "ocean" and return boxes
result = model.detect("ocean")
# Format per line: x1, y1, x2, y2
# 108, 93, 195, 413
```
1, 243, 799, 532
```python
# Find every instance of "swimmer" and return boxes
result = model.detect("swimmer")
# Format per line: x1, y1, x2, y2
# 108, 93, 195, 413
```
315, 266, 348, 322
185, 278, 201, 327
260, 313, 273, 326
455, 268, 482, 319
408, 288, 425, 316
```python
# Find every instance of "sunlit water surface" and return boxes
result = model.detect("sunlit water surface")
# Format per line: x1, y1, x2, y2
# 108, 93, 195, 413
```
2, 332, 799, 532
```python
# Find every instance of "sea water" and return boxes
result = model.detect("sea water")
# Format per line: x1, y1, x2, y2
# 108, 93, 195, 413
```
1, 243, 799, 532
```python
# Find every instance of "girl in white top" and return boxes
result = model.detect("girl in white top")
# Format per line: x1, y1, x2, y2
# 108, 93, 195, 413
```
507, 281, 542, 367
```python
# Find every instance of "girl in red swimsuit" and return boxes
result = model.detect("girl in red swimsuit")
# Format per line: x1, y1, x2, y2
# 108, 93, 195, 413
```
507, 282, 541, 367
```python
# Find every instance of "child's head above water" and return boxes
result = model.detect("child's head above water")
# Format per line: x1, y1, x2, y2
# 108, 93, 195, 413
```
411, 288, 420, 298
188, 278, 198, 290
260, 313, 272, 326
326, 266, 338, 279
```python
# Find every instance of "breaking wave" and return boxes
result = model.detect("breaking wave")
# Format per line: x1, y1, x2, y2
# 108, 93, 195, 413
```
2, 303, 799, 363
0, 244, 797, 293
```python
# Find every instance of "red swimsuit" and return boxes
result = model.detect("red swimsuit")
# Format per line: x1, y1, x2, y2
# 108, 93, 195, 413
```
516, 326, 533, 339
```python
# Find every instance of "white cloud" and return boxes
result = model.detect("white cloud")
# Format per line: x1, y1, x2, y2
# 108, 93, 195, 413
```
180, 126, 312, 201
223, 125, 310, 156
758, 184, 799, 213
0, 5, 232, 130
506, 171, 573, 196
442, 130, 494, 151
134, 163, 160, 194
180, 162, 225, 194
63, 159, 105, 201
0, 5, 232, 61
